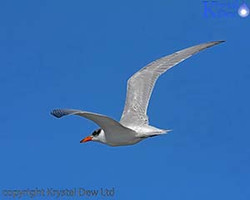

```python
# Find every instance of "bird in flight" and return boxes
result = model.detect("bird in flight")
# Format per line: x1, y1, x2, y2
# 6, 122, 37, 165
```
51, 41, 224, 146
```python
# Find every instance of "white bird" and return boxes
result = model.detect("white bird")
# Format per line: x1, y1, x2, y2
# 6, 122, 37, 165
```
51, 41, 224, 146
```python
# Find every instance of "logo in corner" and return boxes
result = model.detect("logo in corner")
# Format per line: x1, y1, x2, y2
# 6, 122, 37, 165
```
202, 0, 250, 18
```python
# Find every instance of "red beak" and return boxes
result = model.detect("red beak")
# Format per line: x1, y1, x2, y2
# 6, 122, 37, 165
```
80, 136, 93, 143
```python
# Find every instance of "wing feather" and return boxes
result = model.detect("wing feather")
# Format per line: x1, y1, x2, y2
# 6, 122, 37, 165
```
120, 41, 225, 126
51, 109, 134, 138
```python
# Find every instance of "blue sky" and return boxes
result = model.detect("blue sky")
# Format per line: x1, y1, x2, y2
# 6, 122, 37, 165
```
0, 0, 250, 199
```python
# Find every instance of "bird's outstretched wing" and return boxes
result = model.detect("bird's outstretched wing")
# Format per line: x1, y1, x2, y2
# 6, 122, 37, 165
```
51, 109, 135, 138
120, 41, 225, 126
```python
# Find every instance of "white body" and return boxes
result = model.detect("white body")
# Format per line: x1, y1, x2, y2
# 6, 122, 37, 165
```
97, 125, 169, 146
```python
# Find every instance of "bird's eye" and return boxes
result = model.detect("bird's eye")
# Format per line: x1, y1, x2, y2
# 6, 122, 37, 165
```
92, 129, 101, 136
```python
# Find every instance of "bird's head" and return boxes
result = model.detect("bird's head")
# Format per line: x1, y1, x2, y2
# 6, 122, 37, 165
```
80, 128, 105, 143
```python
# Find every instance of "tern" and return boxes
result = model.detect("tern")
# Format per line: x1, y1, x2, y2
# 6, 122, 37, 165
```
51, 41, 224, 146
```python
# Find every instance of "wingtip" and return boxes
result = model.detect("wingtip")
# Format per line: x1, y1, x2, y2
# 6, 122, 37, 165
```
203, 40, 225, 49
212, 40, 226, 44
51, 109, 62, 118
217, 40, 226, 43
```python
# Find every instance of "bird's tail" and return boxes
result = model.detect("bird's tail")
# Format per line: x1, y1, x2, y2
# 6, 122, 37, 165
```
161, 129, 172, 134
